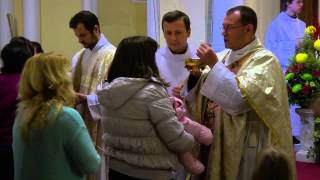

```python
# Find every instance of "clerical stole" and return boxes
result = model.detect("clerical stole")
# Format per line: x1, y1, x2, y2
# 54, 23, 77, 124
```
73, 48, 114, 180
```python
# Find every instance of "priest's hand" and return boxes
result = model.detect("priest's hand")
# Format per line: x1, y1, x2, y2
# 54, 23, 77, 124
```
197, 43, 218, 68
76, 92, 87, 105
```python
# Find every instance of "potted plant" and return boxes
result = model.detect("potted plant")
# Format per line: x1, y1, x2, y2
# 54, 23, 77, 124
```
285, 26, 320, 163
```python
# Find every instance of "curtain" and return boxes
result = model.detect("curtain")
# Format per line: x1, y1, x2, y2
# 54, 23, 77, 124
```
147, 0, 160, 42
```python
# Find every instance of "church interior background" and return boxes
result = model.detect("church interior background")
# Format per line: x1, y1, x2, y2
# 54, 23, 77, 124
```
1, 0, 320, 179
1, 0, 319, 59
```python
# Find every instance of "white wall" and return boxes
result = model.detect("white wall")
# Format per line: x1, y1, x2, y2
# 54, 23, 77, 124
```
159, 0, 206, 48
245, 0, 279, 44
211, 0, 243, 51
0, 0, 12, 49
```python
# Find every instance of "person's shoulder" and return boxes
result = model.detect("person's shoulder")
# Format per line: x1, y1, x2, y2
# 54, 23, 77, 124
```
73, 48, 86, 57
60, 106, 80, 115
155, 47, 167, 64
57, 106, 84, 126
298, 18, 306, 27
156, 46, 166, 56
142, 79, 168, 101
268, 12, 284, 26
71, 49, 86, 67
72, 48, 86, 59
101, 43, 116, 54
253, 48, 278, 63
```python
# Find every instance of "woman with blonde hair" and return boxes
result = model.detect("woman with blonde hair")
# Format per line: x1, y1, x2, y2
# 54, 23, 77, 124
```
13, 53, 100, 180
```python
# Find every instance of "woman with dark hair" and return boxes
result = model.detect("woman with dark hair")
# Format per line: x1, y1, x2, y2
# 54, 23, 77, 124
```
84, 36, 194, 180
106, 36, 163, 83
0, 37, 34, 180
31, 41, 44, 54
251, 147, 292, 180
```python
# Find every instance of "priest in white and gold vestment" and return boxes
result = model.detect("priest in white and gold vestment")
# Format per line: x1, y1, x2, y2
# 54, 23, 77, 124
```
69, 11, 116, 180
185, 6, 296, 180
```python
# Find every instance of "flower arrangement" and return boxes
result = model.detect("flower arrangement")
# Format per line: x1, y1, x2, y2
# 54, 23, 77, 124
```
285, 26, 320, 163
285, 26, 320, 108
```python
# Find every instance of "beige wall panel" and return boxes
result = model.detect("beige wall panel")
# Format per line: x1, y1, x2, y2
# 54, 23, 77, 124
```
159, 0, 206, 48
12, 0, 23, 36
40, 0, 82, 59
98, 0, 147, 46
245, 0, 280, 43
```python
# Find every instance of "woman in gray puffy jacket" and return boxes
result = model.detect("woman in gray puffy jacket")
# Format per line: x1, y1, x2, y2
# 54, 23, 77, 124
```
96, 36, 194, 180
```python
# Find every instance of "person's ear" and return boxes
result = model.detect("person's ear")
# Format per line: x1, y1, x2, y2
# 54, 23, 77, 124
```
187, 28, 191, 37
246, 24, 254, 33
93, 25, 100, 34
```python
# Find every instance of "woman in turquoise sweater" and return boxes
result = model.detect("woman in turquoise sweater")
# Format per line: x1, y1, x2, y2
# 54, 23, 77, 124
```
13, 53, 100, 180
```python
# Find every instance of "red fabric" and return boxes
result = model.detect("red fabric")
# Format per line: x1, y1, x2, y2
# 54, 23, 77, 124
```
0, 74, 20, 146
312, 0, 319, 28
296, 161, 320, 180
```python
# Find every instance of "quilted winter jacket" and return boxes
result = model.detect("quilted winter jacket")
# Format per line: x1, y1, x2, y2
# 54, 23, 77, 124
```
97, 77, 194, 180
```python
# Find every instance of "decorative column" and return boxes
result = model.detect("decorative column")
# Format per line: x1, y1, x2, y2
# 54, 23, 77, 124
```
147, 0, 160, 42
23, 0, 40, 42
82, 0, 97, 15
295, 108, 315, 163
0, 0, 12, 49
245, 0, 279, 44
180, 0, 206, 49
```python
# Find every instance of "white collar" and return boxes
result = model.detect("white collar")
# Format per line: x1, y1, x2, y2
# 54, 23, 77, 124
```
91, 33, 111, 52
162, 44, 197, 59
279, 12, 299, 22
225, 38, 259, 66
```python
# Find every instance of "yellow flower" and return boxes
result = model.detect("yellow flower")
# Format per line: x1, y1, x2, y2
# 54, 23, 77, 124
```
310, 82, 316, 87
295, 53, 308, 63
305, 26, 317, 35
314, 39, 320, 51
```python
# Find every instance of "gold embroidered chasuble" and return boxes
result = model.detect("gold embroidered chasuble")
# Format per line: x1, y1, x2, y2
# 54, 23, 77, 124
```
186, 41, 295, 180
73, 46, 115, 148
183, 70, 218, 180
72, 44, 115, 180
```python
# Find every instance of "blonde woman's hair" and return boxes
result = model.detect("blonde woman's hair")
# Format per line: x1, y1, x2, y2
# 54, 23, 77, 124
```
17, 52, 75, 142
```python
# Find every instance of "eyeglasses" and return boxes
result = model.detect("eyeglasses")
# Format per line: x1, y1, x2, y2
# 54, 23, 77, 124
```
220, 24, 244, 32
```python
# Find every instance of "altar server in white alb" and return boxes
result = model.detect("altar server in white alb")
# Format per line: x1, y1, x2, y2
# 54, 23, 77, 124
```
264, 0, 305, 140
264, 0, 305, 69
156, 10, 197, 98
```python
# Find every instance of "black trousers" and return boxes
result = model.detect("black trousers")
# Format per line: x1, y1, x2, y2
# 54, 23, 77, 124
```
109, 169, 174, 180
0, 145, 14, 180
109, 169, 147, 180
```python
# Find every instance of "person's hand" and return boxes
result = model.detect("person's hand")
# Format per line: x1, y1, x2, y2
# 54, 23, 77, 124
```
75, 92, 87, 105
172, 85, 183, 99
196, 43, 218, 68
